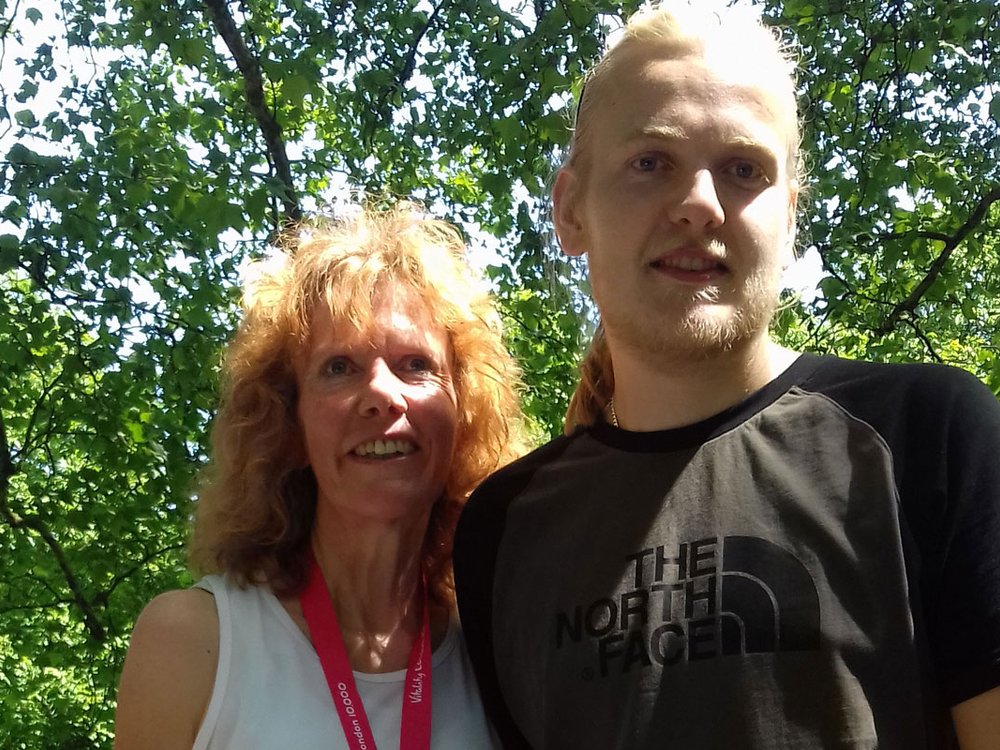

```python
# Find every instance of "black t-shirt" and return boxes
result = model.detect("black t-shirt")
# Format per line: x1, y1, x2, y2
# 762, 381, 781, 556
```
454, 354, 1000, 749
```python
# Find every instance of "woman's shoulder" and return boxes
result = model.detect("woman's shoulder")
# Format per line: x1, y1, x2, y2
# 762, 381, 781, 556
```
130, 587, 221, 664
143, 585, 219, 626
113, 588, 220, 750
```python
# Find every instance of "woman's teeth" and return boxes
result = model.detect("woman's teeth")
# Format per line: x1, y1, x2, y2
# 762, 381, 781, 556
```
354, 439, 416, 457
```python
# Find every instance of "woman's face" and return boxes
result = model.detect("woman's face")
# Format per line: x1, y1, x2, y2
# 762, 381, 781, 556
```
295, 290, 459, 528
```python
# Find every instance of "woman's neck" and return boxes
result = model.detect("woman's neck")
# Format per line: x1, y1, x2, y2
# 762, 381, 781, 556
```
286, 507, 445, 673
313, 522, 423, 628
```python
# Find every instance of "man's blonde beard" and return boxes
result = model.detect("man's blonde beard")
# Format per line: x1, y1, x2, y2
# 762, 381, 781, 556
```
597, 259, 782, 363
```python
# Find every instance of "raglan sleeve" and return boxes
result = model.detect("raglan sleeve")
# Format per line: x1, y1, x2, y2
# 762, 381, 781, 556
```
931, 370, 1000, 705
454, 477, 534, 749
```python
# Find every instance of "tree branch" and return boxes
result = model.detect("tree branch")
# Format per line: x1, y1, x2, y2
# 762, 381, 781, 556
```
0, 498, 107, 642
203, 0, 301, 226
1, 414, 106, 642
904, 317, 944, 363
0, 0, 22, 43
99, 541, 187, 604
878, 185, 1000, 335
815, 243, 893, 306
398, 1, 448, 92
16, 365, 65, 460
0, 599, 76, 615
874, 229, 952, 244
369, 0, 449, 136
0, 409, 13, 517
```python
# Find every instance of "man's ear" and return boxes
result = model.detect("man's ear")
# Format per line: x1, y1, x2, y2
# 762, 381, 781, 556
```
783, 179, 800, 268
552, 167, 587, 258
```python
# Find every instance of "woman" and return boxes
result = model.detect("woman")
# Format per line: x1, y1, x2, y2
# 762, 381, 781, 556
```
114, 203, 525, 749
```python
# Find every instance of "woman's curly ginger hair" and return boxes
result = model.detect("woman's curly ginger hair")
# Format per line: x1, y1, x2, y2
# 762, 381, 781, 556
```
189, 203, 526, 606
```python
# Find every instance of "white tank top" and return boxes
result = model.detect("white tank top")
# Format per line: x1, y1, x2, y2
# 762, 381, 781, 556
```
192, 575, 500, 749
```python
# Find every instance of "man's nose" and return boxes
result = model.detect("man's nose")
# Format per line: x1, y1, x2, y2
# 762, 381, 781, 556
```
358, 360, 408, 416
666, 169, 725, 230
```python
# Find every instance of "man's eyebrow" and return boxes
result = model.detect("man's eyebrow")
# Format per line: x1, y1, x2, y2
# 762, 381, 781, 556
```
625, 127, 776, 155
725, 135, 778, 155
627, 124, 688, 142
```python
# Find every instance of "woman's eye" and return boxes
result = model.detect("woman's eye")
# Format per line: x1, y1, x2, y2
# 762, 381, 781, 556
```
403, 356, 431, 372
322, 357, 351, 376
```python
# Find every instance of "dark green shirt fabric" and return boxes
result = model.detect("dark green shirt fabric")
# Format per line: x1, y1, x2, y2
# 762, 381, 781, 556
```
455, 354, 1000, 749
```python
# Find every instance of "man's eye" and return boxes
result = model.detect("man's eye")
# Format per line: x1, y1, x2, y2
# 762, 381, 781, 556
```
631, 155, 664, 172
727, 161, 767, 182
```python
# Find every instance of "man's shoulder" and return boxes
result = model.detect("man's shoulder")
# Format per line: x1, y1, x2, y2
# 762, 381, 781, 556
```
791, 354, 1000, 447
472, 431, 583, 501
799, 353, 992, 405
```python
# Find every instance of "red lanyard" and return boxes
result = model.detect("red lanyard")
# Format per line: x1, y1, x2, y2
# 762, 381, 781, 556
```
300, 555, 433, 750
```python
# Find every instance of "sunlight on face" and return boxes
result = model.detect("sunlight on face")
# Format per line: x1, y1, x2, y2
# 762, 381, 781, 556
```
557, 49, 799, 358
296, 291, 459, 531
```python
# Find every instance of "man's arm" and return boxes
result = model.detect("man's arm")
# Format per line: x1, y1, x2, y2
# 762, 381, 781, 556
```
455, 478, 534, 750
935, 369, 1000, 749
113, 588, 219, 750
952, 685, 1000, 750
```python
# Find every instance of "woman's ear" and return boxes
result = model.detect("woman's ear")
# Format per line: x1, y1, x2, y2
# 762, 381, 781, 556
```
286, 406, 311, 470
552, 168, 587, 258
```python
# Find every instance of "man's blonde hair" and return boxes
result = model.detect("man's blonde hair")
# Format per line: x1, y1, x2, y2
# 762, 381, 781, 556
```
569, 2, 803, 182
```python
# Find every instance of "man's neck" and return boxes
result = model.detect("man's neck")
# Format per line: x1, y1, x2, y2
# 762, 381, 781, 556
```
609, 335, 799, 431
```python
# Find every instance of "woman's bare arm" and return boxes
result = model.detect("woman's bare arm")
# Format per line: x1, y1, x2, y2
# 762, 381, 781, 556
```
113, 588, 219, 750
953, 685, 1000, 750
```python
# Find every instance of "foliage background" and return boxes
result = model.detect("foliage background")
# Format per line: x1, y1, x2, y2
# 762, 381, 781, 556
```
0, 0, 997, 745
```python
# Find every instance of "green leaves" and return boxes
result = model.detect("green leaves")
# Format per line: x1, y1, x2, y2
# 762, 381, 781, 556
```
775, 0, 999, 379
906, 41, 935, 74
0, 235, 19, 273
14, 110, 38, 129
2, 0, 998, 745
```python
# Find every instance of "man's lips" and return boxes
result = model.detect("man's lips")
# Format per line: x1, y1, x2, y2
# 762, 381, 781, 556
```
649, 249, 728, 282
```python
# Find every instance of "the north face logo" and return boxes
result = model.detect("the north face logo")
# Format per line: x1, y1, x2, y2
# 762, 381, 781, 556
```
554, 536, 821, 679
720, 535, 821, 654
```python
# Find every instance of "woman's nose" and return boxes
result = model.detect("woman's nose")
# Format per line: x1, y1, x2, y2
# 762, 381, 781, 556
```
358, 360, 408, 416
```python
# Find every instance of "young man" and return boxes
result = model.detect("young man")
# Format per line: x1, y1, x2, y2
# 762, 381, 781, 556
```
454, 4, 1000, 749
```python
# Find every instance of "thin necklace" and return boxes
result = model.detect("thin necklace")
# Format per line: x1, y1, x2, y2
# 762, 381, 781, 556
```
607, 396, 619, 427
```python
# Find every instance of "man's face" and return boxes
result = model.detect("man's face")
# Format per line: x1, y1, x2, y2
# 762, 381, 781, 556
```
554, 49, 799, 359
